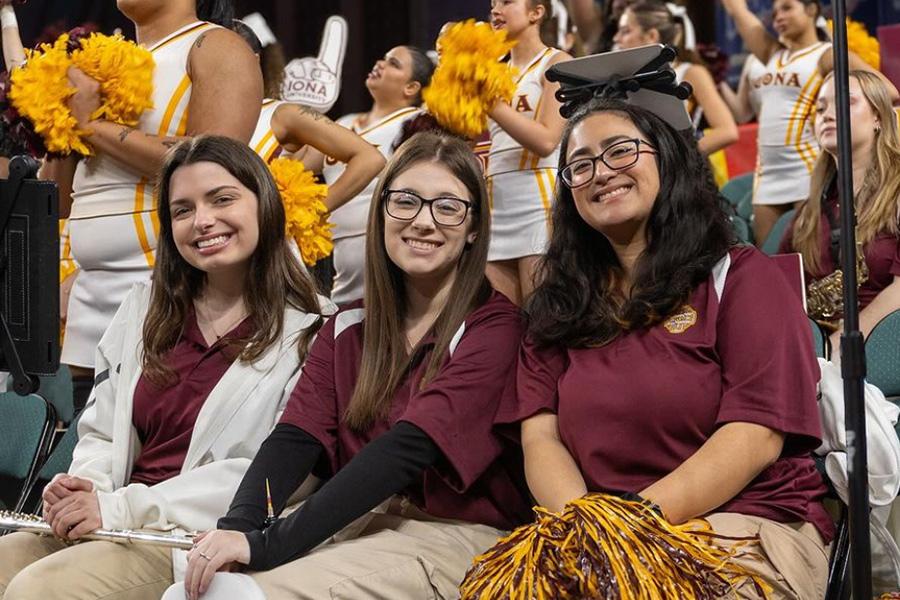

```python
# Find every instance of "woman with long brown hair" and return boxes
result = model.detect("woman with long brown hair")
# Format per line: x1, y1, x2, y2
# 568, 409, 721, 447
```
780, 70, 900, 352
167, 132, 531, 600
0, 136, 328, 599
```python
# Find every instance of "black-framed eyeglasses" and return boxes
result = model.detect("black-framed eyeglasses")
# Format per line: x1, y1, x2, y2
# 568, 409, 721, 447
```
382, 189, 473, 227
559, 138, 656, 189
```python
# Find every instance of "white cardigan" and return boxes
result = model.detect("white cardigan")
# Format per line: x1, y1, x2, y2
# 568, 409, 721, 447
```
68, 282, 331, 578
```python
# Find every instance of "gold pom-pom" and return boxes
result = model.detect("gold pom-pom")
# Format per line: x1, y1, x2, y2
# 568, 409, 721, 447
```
8, 35, 88, 155
828, 18, 880, 70
71, 32, 155, 126
461, 493, 772, 600
422, 20, 517, 138
269, 157, 333, 266
8, 32, 154, 156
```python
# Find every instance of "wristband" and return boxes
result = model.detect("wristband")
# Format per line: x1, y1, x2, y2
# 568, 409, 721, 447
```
1, 5, 17, 29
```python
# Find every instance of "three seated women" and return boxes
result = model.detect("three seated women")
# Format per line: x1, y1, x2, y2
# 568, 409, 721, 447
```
4, 95, 835, 600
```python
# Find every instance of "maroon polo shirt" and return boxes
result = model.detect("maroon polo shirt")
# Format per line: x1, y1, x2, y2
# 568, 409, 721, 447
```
279, 291, 532, 531
129, 312, 254, 486
779, 202, 900, 311
508, 246, 834, 541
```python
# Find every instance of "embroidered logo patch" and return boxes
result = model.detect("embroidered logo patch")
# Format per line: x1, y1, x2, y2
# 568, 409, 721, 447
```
664, 305, 698, 334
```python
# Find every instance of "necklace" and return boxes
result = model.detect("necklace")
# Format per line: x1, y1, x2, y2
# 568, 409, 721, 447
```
194, 302, 249, 341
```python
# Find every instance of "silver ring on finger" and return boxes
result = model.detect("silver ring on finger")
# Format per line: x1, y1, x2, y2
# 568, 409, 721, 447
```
199, 551, 212, 561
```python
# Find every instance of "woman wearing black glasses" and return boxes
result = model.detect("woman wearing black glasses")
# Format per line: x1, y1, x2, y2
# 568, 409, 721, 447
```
165, 131, 531, 600
502, 98, 833, 598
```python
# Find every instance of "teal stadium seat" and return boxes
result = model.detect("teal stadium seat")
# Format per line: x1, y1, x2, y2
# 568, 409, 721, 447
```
38, 365, 74, 424
730, 215, 753, 245
736, 192, 754, 223
866, 309, 900, 399
721, 173, 753, 208
809, 318, 827, 359
20, 420, 81, 512
37, 422, 78, 482
762, 209, 796, 255
0, 392, 56, 512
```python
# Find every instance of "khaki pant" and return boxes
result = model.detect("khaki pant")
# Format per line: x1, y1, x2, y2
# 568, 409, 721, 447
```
164, 498, 505, 600
0, 531, 173, 600
706, 512, 829, 600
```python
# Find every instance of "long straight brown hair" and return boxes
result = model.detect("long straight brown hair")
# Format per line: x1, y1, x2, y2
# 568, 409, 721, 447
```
345, 132, 492, 431
792, 70, 900, 275
143, 135, 323, 385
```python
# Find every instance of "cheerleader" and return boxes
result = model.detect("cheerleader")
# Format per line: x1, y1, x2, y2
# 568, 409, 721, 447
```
234, 22, 385, 213
487, 0, 572, 305
613, 1, 739, 156
719, 0, 896, 245
57, 0, 262, 407
300, 46, 434, 305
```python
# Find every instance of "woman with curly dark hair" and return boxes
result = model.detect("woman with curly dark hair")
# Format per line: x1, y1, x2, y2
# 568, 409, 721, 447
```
506, 97, 833, 598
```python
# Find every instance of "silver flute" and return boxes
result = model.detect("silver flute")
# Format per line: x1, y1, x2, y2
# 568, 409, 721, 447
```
0, 510, 195, 550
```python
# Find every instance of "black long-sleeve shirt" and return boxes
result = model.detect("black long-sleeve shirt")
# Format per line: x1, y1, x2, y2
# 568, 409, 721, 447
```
218, 421, 440, 571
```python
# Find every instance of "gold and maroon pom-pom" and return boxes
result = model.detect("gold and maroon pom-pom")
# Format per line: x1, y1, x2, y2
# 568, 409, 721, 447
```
461, 493, 771, 600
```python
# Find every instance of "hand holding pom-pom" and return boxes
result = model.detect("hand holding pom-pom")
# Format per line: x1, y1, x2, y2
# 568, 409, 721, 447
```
66, 66, 101, 130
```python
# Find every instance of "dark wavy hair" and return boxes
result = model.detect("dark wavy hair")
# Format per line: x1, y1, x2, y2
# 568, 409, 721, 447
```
196, 0, 234, 26
526, 98, 734, 348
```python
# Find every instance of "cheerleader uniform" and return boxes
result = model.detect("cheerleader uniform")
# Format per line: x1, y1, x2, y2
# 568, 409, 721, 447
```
59, 219, 77, 284
248, 98, 310, 266
486, 47, 560, 262
749, 42, 830, 206
63, 21, 218, 368
248, 98, 284, 163
322, 106, 419, 305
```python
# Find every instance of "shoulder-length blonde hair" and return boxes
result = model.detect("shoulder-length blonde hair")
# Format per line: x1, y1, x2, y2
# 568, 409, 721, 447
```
345, 132, 492, 431
143, 135, 323, 385
792, 70, 900, 274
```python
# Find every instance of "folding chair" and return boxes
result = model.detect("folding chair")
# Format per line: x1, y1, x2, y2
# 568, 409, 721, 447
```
824, 501, 851, 600
0, 392, 56, 514
24, 419, 80, 512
